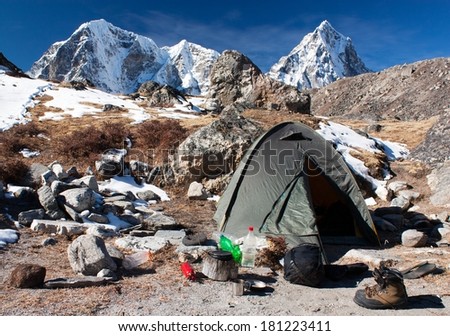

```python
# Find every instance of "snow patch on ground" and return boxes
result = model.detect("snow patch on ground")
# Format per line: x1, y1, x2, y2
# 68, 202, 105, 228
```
0, 72, 205, 130
0, 229, 20, 249
317, 121, 409, 199
99, 176, 170, 201
0, 71, 51, 130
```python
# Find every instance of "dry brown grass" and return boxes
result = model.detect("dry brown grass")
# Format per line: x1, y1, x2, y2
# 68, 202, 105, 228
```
333, 117, 438, 151
350, 149, 387, 179
178, 114, 218, 132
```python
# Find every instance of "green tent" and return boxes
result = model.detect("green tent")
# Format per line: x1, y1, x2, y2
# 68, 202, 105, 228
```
214, 121, 380, 261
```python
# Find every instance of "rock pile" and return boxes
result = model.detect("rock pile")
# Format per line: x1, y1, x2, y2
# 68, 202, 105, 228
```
0, 158, 181, 238
370, 179, 449, 248
136, 80, 187, 108
1, 157, 221, 286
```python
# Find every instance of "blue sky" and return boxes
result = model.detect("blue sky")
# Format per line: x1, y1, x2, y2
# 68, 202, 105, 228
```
1, 0, 450, 73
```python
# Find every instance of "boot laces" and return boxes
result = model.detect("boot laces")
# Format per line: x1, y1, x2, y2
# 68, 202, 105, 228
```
364, 265, 406, 308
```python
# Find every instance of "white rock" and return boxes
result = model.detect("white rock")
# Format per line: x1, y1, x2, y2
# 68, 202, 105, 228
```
401, 229, 428, 247
365, 197, 377, 206
387, 181, 410, 193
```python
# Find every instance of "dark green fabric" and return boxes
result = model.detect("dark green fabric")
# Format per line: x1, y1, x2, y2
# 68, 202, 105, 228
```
214, 121, 380, 249
261, 174, 316, 237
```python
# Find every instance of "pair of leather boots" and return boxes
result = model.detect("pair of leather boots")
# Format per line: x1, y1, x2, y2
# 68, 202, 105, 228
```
354, 264, 408, 309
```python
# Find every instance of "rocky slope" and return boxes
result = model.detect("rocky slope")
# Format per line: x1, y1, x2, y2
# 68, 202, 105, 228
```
268, 20, 370, 90
204, 50, 310, 113
0, 52, 29, 78
310, 57, 450, 163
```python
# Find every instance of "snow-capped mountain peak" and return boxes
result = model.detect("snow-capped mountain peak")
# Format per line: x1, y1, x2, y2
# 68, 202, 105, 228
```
163, 40, 220, 95
268, 20, 370, 90
28, 20, 218, 95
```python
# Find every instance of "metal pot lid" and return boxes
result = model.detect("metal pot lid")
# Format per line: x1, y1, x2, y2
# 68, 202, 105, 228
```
208, 250, 233, 261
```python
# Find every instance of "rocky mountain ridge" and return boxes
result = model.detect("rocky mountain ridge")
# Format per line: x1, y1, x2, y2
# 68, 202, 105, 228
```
28, 19, 219, 95
309, 57, 450, 163
163, 40, 220, 95
28, 19, 369, 95
204, 50, 311, 113
0, 52, 29, 78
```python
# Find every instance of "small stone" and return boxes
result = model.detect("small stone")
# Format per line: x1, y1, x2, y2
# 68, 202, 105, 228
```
85, 226, 117, 238
136, 190, 160, 202
401, 229, 428, 247
112, 200, 135, 212
41, 169, 58, 186
50, 162, 69, 180
18, 209, 46, 226
390, 196, 410, 211
66, 166, 81, 178
187, 181, 210, 200
397, 190, 421, 202
97, 268, 117, 280
387, 181, 411, 194
87, 213, 110, 224
42, 237, 57, 246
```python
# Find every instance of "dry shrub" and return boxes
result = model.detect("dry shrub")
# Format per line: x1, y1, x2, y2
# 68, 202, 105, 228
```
54, 122, 129, 159
132, 119, 188, 163
0, 122, 47, 156
350, 149, 387, 179
255, 236, 288, 270
0, 158, 29, 184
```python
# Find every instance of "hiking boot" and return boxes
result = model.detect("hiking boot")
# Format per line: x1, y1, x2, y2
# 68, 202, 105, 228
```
353, 265, 408, 309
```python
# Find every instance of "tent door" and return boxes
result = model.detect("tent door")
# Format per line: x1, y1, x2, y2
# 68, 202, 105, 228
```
303, 156, 357, 239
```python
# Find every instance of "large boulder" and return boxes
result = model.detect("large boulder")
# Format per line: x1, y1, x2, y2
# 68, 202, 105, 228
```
8, 264, 46, 288
172, 111, 263, 185
59, 188, 96, 213
427, 160, 450, 207
138, 81, 186, 107
204, 50, 311, 114
67, 235, 117, 276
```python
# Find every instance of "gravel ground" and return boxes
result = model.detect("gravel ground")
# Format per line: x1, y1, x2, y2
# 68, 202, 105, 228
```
0, 197, 449, 317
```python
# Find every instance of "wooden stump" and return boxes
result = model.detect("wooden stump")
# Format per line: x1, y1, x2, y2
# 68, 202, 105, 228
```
202, 251, 238, 281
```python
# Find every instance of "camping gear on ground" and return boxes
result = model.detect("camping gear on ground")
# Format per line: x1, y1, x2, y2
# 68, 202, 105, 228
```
218, 234, 242, 264
283, 243, 325, 287
400, 261, 437, 279
214, 121, 380, 263
241, 226, 257, 268
231, 279, 245, 296
202, 250, 238, 281
245, 279, 267, 291
180, 261, 196, 280
353, 264, 408, 309
324, 262, 369, 281
231, 279, 267, 296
